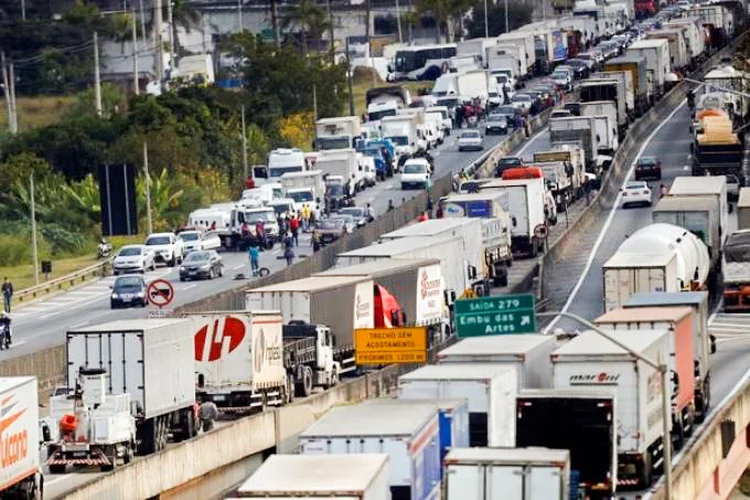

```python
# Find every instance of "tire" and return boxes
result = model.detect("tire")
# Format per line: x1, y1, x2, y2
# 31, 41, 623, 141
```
530, 239, 540, 258
326, 368, 339, 389
640, 452, 653, 488
100, 446, 117, 472
113, 271, 119, 276
110, 301, 117, 309
218, 266, 224, 277
49, 464, 66, 474
295, 366, 314, 397
259, 268, 270, 277
287, 375, 296, 403
401, 183, 407, 190
179, 277, 185, 282
123, 444, 134, 464
168, 256, 176, 267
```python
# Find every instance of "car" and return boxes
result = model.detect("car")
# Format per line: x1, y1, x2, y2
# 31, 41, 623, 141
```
494, 156, 523, 177
337, 206, 370, 228
110, 275, 148, 309
457, 130, 484, 152
315, 218, 349, 244
510, 93, 533, 113
485, 113, 509, 135
178, 230, 221, 253
112, 245, 155, 275
494, 105, 522, 128
564, 59, 590, 78
621, 181, 652, 208
634, 156, 662, 180
179, 250, 223, 281
550, 69, 573, 91
564, 102, 582, 116
145, 232, 184, 267
328, 213, 356, 233
400, 158, 433, 188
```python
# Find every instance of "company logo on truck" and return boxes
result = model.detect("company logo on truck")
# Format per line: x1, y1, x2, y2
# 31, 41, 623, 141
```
569, 372, 620, 385
253, 328, 282, 373
355, 294, 371, 321
420, 270, 442, 300
194, 316, 246, 362
0, 395, 28, 469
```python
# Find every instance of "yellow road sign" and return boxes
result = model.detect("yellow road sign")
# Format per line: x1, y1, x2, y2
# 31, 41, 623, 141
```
354, 327, 427, 365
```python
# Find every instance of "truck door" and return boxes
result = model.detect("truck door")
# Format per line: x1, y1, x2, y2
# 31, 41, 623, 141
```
527, 466, 564, 498
445, 464, 483, 499
488, 465, 524, 498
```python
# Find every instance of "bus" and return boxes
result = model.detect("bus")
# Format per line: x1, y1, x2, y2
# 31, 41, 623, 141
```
390, 44, 457, 81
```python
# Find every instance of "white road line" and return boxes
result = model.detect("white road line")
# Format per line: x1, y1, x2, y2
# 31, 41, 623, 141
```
544, 100, 687, 334
9, 341, 26, 347
71, 321, 89, 329
182, 284, 197, 291
45, 473, 78, 485
233, 264, 245, 270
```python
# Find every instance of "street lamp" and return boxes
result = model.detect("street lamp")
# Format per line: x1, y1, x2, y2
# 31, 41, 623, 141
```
537, 311, 673, 499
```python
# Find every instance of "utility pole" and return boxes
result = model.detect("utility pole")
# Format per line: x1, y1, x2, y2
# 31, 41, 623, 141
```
30, 175, 39, 286
327, 0, 335, 62
154, 0, 165, 81
9, 62, 17, 133
1, 53, 11, 134
345, 38, 355, 116
484, 0, 489, 38
505, 0, 509, 33
143, 142, 153, 234
167, 0, 175, 69
395, 0, 403, 44
94, 32, 102, 117
241, 106, 248, 181
365, 0, 375, 88
21, 0, 26, 21
139, 0, 147, 45
271, 0, 280, 48
238, 0, 243, 31
132, 10, 140, 95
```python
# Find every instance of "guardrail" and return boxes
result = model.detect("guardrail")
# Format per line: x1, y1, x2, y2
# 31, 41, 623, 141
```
15, 261, 108, 304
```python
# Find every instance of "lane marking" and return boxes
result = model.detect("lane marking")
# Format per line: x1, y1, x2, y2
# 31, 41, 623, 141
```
182, 284, 197, 291
70, 321, 89, 329
544, 100, 687, 334
45, 473, 79, 485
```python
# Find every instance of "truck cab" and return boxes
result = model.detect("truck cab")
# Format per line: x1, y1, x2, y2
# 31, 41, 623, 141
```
268, 148, 306, 182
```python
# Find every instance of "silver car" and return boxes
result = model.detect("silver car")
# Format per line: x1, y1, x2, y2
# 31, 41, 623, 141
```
112, 245, 155, 275
457, 130, 484, 152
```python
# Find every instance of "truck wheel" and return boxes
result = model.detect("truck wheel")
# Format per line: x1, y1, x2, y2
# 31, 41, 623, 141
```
49, 464, 66, 474
295, 366, 313, 398
137, 419, 156, 455
326, 369, 340, 389
673, 419, 685, 451
124, 444, 134, 464
100, 447, 117, 472
530, 239, 540, 258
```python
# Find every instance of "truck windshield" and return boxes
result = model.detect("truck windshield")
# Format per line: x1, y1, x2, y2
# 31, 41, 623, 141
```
245, 211, 275, 223
269, 204, 292, 216
404, 164, 427, 174
369, 109, 397, 121
145, 236, 170, 246
327, 184, 344, 196
725, 233, 750, 262
179, 232, 200, 241
288, 191, 314, 202
316, 136, 351, 150
269, 165, 303, 178
387, 136, 409, 146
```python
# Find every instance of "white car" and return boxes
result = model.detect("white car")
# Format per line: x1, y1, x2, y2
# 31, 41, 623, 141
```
112, 245, 155, 275
621, 181, 652, 208
457, 130, 484, 152
178, 230, 221, 253
550, 69, 572, 91
144, 232, 184, 266
400, 158, 432, 190
510, 94, 533, 113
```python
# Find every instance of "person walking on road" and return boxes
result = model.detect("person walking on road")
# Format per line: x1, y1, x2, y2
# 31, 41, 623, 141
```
289, 214, 300, 246
248, 245, 260, 276
198, 398, 219, 432
418, 211, 429, 223
283, 234, 295, 266
2, 278, 12, 313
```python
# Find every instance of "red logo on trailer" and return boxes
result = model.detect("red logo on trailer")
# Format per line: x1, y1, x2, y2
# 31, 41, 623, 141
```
194, 316, 247, 362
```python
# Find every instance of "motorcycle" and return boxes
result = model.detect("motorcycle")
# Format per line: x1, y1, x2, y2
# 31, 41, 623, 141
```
0, 323, 11, 350
98, 241, 112, 259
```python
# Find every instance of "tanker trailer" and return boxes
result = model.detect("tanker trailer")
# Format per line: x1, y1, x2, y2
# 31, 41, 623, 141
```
602, 223, 711, 311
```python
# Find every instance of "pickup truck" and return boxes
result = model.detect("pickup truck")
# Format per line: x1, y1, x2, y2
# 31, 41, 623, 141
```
144, 232, 184, 266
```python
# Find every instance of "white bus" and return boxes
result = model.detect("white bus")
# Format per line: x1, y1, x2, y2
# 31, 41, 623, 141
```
390, 44, 457, 81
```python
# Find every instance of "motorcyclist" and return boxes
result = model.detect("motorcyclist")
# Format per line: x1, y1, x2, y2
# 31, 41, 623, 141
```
97, 238, 111, 258
0, 312, 11, 346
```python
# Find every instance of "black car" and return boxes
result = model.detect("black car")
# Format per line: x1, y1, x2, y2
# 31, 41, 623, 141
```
564, 59, 590, 78
110, 275, 147, 309
326, 183, 352, 212
564, 102, 582, 116
179, 250, 224, 281
494, 105, 522, 128
337, 207, 371, 227
634, 157, 662, 181
495, 156, 523, 177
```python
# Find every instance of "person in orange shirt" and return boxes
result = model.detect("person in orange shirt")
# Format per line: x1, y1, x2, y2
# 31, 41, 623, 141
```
418, 211, 429, 222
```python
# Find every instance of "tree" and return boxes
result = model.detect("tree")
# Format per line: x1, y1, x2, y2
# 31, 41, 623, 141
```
417, 0, 472, 42
170, 0, 203, 57
466, 1, 533, 38
282, 0, 330, 56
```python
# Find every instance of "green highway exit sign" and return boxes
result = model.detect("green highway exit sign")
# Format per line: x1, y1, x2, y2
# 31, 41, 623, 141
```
455, 294, 537, 338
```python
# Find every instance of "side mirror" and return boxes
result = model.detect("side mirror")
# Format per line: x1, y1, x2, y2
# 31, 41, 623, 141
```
109, 285, 113, 289
710, 334, 717, 354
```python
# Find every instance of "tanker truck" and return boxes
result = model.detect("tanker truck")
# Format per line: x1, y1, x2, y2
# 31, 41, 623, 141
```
602, 223, 711, 311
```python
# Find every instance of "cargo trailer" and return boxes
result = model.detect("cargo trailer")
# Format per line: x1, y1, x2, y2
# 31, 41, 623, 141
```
0, 377, 42, 498
235, 454, 390, 499
300, 403, 441, 500
669, 176, 729, 245
397, 363, 517, 447
737, 187, 750, 230
437, 334, 555, 389
652, 196, 721, 270
444, 447, 571, 500
66, 319, 197, 454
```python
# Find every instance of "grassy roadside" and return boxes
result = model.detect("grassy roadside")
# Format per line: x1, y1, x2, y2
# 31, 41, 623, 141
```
351, 70, 432, 116
0, 95, 75, 131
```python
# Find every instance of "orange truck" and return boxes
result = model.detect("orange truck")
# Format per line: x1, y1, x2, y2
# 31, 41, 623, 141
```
0, 377, 42, 499
595, 307, 697, 450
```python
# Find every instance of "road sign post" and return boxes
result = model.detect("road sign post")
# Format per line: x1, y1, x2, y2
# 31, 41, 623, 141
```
146, 279, 174, 310
454, 293, 537, 338
354, 327, 427, 365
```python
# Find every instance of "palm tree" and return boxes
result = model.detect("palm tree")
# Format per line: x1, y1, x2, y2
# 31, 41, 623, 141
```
282, 0, 330, 56
403, 11, 419, 44
136, 168, 184, 231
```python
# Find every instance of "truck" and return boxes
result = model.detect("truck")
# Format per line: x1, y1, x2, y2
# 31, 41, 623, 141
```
595, 70, 636, 121
552, 329, 671, 489
316, 258, 445, 331
666, 17, 706, 66
532, 146, 587, 196
334, 236, 473, 299
236, 454, 390, 499
652, 196, 722, 273
487, 45, 528, 82
437, 334, 555, 389
605, 55, 650, 116
722, 229, 750, 312
739, 188, 750, 229
537, 161, 574, 212
266, 148, 306, 181
691, 114, 744, 187
316, 148, 363, 194
456, 37, 498, 68
0, 377, 42, 498
549, 116, 599, 172
379, 218, 510, 288
478, 177, 548, 257
496, 33, 537, 77
433, 70, 488, 102
595, 307, 697, 447
246, 276, 377, 367
516, 389, 617, 499
65, 319, 197, 455
315, 116, 362, 151
366, 86, 410, 123
381, 115, 419, 162
363, 398, 469, 469
583, 108, 619, 156
45, 369, 136, 473
444, 448, 571, 500
626, 39, 671, 100
281, 169, 325, 215
647, 30, 689, 71
669, 176, 729, 245
398, 364, 517, 448
299, 403, 442, 500
520, 28, 568, 74
623, 291, 714, 423
579, 78, 627, 137
602, 223, 711, 311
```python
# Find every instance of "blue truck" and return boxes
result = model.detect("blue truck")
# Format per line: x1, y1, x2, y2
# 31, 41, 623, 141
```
361, 139, 397, 179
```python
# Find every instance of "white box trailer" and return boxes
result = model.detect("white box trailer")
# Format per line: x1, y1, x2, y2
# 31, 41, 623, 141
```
334, 235, 470, 297
316, 148, 362, 192
487, 45, 528, 80
666, 17, 705, 62
457, 37, 498, 68
602, 251, 678, 312
496, 33, 536, 76
444, 447, 571, 500
236, 454, 390, 499
437, 334, 555, 389
669, 176, 729, 245
581, 102, 619, 155
627, 39, 671, 96
552, 329, 671, 489
0, 377, 41, 498
598, 70, 635, 118
646, 30, 689, 70
398, 363, 517, 448
66, 319, 197, 454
